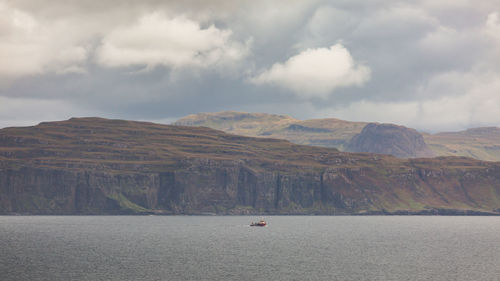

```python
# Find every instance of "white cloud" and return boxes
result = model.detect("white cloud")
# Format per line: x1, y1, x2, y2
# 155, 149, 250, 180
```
0, 2, 88, 78
486, 12, 500, 29
96, 12, 249, 70
0, 4, 250, 80
251, 44, 370, 98
485, 12, 500, 56
351, 4, 438, 41
1, 0, 500, 132
417, 70, 500, 129
417, 10, 500, 67
321, 69, 500, 132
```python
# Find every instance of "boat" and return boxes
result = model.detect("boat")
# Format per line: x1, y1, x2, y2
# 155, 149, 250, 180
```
250, 219, 267, 227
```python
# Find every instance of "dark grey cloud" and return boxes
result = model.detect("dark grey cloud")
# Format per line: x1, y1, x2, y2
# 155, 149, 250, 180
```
1, 0, 500, 132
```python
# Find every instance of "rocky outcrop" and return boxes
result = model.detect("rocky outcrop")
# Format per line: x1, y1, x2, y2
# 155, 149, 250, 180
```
346, 123, 435, 158
175, 111, 500, 161
1, 117, 500, 215
3, 158, 500, 215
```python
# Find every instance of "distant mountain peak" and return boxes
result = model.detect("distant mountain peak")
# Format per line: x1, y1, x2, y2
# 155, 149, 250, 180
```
174, 111, 500, 161
345, 123, 435, 158
2, 117, 500, 215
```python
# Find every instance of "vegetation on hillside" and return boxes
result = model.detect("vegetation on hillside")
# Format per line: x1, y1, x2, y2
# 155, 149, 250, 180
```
175, 111, 500, 161
2, 117, 500, 215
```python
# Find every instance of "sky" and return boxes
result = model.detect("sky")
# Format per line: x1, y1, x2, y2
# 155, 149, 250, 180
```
1, 0, 500, 132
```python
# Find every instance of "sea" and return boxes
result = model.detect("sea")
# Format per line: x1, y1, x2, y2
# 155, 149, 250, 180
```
1, 216, 499, 281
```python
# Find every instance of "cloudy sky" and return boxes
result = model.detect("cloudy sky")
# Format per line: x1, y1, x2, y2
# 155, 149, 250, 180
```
1, 0, 499, 132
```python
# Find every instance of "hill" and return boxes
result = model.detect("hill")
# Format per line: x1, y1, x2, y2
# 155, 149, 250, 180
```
175, 111, 500, 161
2, 117, 500, 215
174, 111, 367, 150
346, 123, 435, 158
423, 127, 500, 161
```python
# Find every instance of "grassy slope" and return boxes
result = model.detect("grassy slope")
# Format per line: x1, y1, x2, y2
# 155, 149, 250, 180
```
0, 117, 351, 173
175, 111, 367, 150
423, 128, 500, 161
175, 111, 500, 161
2, 117, 500, 214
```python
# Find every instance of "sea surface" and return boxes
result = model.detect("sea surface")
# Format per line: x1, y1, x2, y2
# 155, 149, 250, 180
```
1, 216, 500, 281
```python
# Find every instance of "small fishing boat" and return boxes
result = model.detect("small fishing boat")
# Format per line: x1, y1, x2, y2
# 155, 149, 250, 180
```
250, 219, 267, 227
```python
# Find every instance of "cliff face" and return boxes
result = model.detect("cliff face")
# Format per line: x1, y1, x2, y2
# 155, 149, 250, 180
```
175, 111, 500, 162
1, 117, 500, 215
346, 123, 435, 158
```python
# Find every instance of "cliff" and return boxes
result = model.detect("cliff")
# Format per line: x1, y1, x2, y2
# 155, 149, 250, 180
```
346, 123, 435, 158
175, 111, 500, 161
1, 117, 500, 215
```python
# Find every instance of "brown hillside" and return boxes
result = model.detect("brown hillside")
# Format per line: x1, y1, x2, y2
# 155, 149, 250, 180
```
424, 127, 500, 161
2, 117, 500, 215
175, 111, 367, 150
175, 111, 500, 161
346, 123, 435, 158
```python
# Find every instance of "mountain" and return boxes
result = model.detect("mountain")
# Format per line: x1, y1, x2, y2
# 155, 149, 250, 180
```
423, 127, 500, 161
174, 111, 367, 150
346, 123, 435, 158
2, 117, 500, 215
175, 111, 500, 161
173, 111, 298, 136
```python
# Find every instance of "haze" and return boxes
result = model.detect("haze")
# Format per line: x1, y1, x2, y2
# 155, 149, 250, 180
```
1, 0, 499, 132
